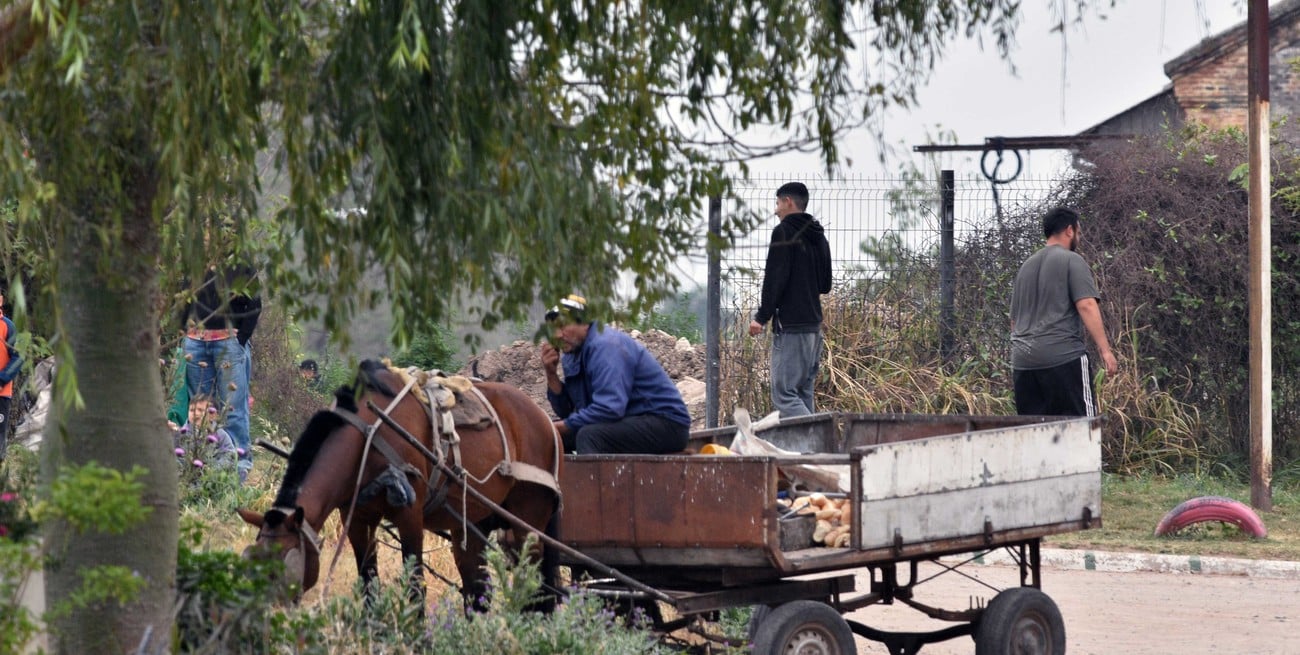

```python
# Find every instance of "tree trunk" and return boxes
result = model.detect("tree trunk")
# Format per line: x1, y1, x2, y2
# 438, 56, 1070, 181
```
41, 206, 177, 654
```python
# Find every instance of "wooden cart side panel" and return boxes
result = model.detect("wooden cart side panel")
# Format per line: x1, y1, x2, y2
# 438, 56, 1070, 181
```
856, 419, 1101, 551
559, 456, 778, 551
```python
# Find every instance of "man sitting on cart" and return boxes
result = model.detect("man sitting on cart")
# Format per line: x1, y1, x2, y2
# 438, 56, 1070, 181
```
539, 294, 691, 454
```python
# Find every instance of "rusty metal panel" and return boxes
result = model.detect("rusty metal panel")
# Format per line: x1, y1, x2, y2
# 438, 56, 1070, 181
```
558, 414, 1102, 580
560, 455, 779, 559
558, 457, 637, 543
689, 414, 845, 453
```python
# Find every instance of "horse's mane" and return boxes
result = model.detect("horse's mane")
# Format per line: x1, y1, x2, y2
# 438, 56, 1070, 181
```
272, 410, 346, 508
272, 359, 400, 509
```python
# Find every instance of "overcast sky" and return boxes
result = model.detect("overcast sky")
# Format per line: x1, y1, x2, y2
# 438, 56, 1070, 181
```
750, 0, 1255, 179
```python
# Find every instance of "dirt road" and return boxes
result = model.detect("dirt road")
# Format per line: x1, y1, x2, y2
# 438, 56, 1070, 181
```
844, 561, 1299, 654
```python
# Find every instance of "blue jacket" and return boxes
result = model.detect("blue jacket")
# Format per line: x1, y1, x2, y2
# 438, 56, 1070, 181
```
547, 322, 691, 433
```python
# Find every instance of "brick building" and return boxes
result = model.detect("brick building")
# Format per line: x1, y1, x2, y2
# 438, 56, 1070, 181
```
1083, 0, 1300, 136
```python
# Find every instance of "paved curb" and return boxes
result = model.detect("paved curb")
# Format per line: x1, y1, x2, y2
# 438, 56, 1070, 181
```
952, 547, 1300, 580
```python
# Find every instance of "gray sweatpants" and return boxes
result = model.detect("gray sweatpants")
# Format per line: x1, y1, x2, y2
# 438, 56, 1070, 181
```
770, 331, 823, 418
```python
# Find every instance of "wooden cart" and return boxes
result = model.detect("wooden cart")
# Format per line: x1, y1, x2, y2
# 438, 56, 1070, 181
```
556, 413, 1101, 654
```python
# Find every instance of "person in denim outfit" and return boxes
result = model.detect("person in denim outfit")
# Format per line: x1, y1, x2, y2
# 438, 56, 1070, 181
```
179, 265, 260, 482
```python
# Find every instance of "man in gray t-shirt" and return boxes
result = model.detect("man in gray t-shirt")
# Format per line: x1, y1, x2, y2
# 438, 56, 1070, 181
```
1010, 207, 1118, 416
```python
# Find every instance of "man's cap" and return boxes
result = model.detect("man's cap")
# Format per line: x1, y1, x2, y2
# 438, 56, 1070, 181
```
545, 294, 587, 323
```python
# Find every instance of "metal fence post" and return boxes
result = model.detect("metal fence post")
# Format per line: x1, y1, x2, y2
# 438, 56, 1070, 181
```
706, 195, 722, 429
940, 170, 956, 363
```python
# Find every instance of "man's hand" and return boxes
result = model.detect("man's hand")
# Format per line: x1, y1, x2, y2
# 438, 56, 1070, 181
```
540, 341, 560, 373
748, 320, 764, 337
540, 341, 564, 394
1076, 298, 1119, 380
1100, 350, 1118, 378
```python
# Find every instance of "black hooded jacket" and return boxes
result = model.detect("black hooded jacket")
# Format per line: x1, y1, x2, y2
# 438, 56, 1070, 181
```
753, 212, 832, 333
178, 265, 262, 346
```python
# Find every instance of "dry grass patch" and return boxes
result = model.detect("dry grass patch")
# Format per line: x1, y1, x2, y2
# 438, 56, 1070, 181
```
206, 453, 465, 610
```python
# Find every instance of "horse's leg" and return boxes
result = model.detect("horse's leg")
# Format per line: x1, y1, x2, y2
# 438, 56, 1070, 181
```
347, 520, 380, 607
451, 525, 490, 612
394, 510, 427, 610
502, 486, 562, 612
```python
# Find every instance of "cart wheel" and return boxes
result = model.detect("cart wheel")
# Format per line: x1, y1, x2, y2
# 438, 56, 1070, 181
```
746, 605, 772, 644
751, 600, 856, 655
975, 587, 1065, 655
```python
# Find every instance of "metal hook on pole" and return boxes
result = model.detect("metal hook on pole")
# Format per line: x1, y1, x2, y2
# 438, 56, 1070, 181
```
980, 138, 1024, 223
979, 138, 1024, 185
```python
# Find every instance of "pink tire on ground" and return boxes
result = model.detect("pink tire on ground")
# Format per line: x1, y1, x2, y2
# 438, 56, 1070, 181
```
1154, 495, 1267, 538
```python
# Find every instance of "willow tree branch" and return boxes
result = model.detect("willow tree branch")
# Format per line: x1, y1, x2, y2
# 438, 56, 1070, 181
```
0, 0, 38, 75
0, 0, 92, 76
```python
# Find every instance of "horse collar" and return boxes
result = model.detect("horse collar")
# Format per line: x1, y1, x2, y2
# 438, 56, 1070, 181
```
331, 407, 377, 438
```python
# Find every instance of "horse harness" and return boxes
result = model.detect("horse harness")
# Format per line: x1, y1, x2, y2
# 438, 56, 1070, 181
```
329, 367, 561, 520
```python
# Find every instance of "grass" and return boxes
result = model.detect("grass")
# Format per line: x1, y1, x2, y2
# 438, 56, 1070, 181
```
1046, 473, 1300, 561
207, 453, 464, 604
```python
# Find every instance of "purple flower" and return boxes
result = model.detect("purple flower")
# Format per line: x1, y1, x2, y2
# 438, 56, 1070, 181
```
207, 434, 219, 443
179, 425, 190, 435
174, 448, 185, 456
192, 459, 204, 468
0, 492, 15, 503
236, 448, 246, 456
207, 406, 218, 415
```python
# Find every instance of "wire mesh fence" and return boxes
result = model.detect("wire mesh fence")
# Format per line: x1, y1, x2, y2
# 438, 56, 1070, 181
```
715, 172, 1068, 418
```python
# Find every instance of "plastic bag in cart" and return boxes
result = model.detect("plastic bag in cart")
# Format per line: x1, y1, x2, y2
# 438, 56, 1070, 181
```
730, 408, 849, 493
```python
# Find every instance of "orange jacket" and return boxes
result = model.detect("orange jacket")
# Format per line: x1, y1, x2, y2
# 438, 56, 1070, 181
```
0, 312, 13, 398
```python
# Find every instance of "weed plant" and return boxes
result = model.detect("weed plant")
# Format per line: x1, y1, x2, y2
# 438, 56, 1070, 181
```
174, 531, 687, 654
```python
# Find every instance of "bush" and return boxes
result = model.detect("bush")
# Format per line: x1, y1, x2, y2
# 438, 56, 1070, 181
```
249, 305, 333, 450
173, 522, 309, 654
1064, 125, 1300, 462
630, 290, 705, 344
173, 533, 686, 654
0, 447, 41, 655
390, 318, 462, 372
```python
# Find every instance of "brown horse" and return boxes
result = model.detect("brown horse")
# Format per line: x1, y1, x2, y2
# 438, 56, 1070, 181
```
237, 359, 562, 607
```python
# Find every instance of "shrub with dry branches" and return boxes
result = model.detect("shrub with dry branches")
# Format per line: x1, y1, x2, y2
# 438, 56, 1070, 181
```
1065, 125, 1300, 463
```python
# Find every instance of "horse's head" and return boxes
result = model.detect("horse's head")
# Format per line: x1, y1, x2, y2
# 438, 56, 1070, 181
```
234, 406, 349, 598
237, 505, 322, 599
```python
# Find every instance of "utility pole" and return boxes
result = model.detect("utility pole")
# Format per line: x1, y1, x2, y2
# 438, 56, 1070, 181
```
1248, 0, 1272, 511
706, 195, 721, 429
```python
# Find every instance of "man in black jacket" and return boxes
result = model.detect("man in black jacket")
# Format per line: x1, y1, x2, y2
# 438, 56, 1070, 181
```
749, 182, 833, 418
